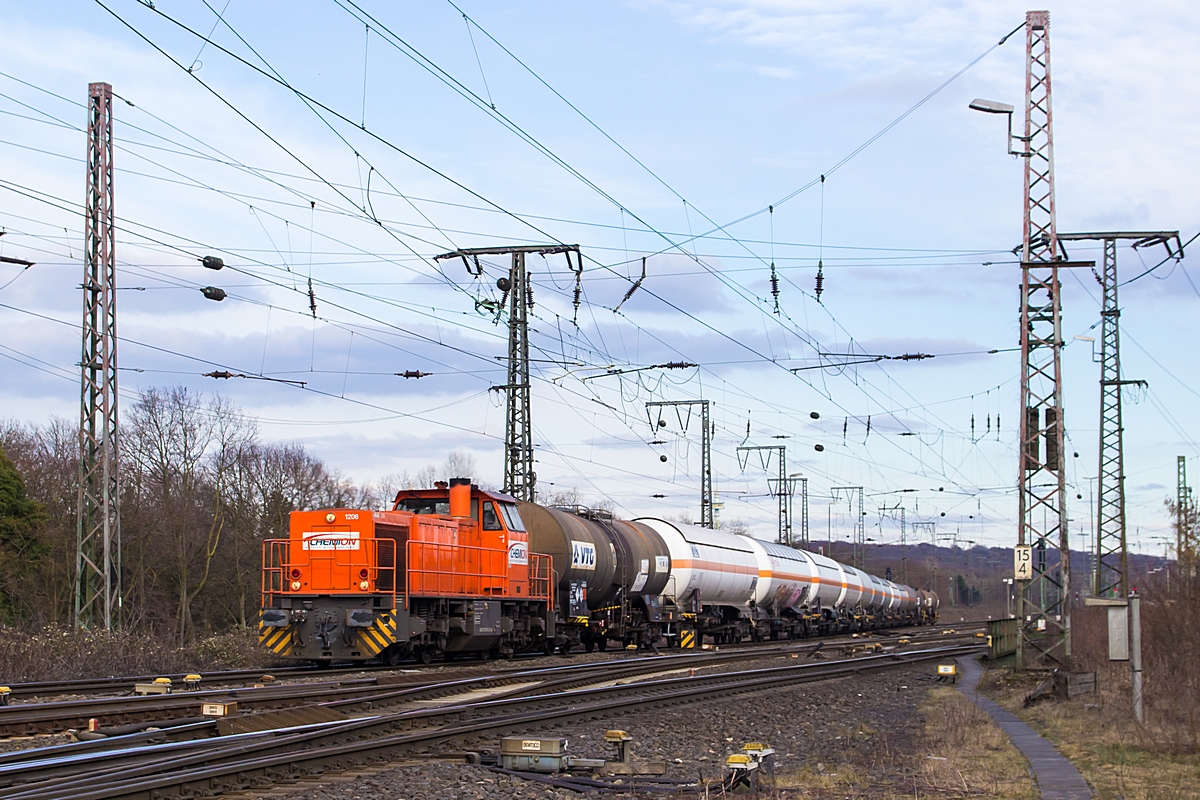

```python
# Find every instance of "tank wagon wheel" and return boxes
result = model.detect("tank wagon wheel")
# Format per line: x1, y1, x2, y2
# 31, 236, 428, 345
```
596, 637, 608, 652
584, 639, 596, 654
418, 646, 434, 665
478, 648, 491, 662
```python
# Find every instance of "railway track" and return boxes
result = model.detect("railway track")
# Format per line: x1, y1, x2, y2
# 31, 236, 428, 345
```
0, 642, 983, 800
1, 622, 977, 699
0, 625, 983, 737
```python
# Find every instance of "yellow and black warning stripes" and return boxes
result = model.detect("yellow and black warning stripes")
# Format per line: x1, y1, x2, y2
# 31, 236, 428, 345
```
679, 629, 696, 649
259, 624, 293, 656
356, 613, 398, 656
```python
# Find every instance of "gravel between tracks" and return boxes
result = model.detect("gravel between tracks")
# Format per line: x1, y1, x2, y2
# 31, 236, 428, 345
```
274, 662, 936, 799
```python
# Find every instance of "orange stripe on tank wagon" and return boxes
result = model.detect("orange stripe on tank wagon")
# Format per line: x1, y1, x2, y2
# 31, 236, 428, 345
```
671, 559, 758, 575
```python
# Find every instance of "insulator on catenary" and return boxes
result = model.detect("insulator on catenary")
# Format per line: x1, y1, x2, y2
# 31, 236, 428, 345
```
770, 263, 780, 314
201, 286, 226, 301
307, 277, 317, 319
201, 255, 224, 270
815, 261, 824, 300
659, 454, 668, 463
810, 411, 820, 420
395, 370, 431, 379
814, 443, 825, 452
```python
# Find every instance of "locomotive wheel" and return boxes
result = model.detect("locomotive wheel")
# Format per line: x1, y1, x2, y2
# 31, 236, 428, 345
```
585, 640, 595, 654
596, 637, 608, 652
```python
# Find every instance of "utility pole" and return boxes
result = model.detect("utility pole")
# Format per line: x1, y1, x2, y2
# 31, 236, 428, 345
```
647, 400, 714, 527
435, 244, 582, 502
832, 486, 865, 570
76, 82, 121, 631
1059, 232, 1180, 599
911, 520, 937, 594
973, 10, 1091, 666
798, 476, 809, 547
1177, 456, 1194, 575
883, 504, 908, 584
737, 445, 798, 544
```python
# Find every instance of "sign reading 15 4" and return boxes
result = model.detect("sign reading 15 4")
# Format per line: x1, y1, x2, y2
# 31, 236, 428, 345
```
1014, 545, 1034, 580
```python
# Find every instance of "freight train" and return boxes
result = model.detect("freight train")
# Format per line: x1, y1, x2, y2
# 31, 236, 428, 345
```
259, 479, 938, 663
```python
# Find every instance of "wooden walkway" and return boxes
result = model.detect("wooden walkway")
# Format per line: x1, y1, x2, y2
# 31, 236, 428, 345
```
956, 656, 1094, 800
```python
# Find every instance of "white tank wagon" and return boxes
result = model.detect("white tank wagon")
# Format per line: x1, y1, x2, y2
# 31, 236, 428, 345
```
637, 517, 938, 644
521, 505, 938, 652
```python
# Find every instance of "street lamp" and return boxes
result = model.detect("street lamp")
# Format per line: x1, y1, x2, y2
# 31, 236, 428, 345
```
968, 98, 1030, 156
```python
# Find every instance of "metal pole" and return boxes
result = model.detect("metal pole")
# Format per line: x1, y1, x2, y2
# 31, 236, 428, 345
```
433, 244, 582, 503
648, 400, 713, 527
1130, 590, 1143, 723
75, 81, 121, 631
799, 477, 809, 547
1016, 10, 1070, 669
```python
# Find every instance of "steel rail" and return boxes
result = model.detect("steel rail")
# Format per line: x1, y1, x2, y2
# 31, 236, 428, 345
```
0, 644, 981, 800
2, 622, 969, 700
0, 627, 979, 737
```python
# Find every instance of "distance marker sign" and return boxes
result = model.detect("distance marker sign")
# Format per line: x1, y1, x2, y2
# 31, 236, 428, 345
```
1014, 545, 1033, 580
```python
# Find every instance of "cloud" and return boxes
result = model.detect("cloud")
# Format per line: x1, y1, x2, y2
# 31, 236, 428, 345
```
755, 65, 797, 80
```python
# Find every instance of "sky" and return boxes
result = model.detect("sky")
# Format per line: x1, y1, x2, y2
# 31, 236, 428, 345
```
1, 0, 1198, 557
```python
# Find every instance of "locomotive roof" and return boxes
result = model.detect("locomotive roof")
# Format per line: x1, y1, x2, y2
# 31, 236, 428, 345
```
391, 484, 520, 504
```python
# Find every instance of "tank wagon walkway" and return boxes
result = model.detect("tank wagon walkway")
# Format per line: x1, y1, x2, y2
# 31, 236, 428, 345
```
956, 656, 1094, 800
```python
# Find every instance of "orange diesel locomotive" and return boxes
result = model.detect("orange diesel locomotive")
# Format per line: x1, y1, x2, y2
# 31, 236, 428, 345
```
260, 479, 554, 663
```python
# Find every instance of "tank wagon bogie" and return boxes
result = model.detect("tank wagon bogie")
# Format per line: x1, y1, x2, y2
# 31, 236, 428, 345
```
260, 482, 939, 664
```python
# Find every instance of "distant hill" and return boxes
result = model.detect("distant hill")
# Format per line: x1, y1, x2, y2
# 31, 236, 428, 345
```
799, 540, 1171, 622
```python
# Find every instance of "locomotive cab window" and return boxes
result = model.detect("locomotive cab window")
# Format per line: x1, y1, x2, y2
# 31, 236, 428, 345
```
481, 501, 503, 531
395, 497, 450, 516
499, 502, 526, 531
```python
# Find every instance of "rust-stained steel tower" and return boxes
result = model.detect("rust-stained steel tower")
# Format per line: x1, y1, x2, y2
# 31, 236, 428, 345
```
435, 244, 581, 502
1014, 10, 1071, 668
75, 81, 122, 630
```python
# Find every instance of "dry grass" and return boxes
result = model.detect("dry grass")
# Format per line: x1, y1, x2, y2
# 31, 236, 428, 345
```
761, 687, 1036, 798
914, 687, 1037, 799
981, 669, 1200, 800
0, 625, 280, 682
